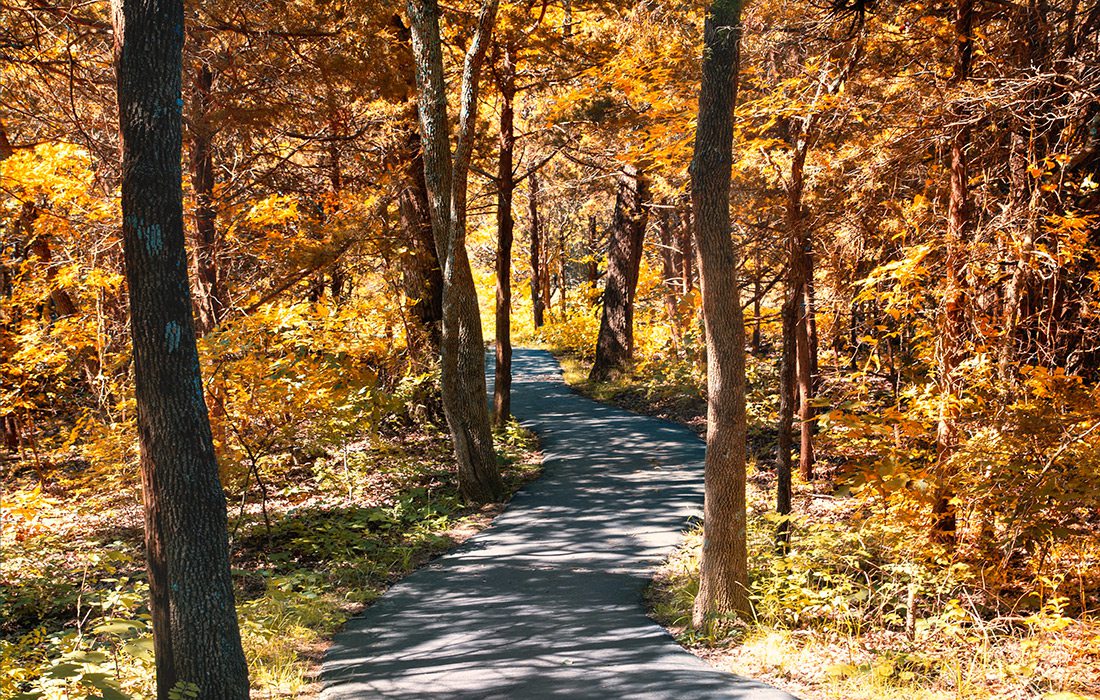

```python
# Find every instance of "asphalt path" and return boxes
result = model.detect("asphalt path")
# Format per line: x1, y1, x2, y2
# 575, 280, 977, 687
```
321, 348, 797, 699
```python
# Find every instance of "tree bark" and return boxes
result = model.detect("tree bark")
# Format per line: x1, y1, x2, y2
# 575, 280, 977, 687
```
690, 0, 750, 626
188, 58, 224, 336
586, 215, 599, 291
111, 0, 249, 695
776, 289, 797, 552
784, 113, 816, 482
529, 170, 545, 327
589, 165, 649, 382
678, 203, 695, 294
657, 207, 682, 349
493, 43, 516, 427
408, 0, 504, 503
933, 0, 974, 546
399, 124, 444, 362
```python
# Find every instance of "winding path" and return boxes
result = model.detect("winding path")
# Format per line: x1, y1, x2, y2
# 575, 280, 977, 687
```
321, 349, 796, 699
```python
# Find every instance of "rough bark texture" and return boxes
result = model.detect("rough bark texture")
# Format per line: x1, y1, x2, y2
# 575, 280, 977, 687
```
529, 171, 545, 327
188, 59, 224, 335
933, 0, 974, 545
111, 0, 249, 696
399, 123, 444, 362
589, 166, 649, 382
690, 0, 750, 626
493, 43, 516, 427
408, 0, 504, 503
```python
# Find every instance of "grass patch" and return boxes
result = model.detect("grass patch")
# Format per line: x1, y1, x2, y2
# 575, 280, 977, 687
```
1, 421, 542, 699
556, 348, 1100, 700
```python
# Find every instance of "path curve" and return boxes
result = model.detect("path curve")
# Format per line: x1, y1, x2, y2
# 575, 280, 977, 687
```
321, 349, 796, 699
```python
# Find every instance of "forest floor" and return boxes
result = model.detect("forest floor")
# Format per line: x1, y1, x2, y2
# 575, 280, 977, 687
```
552, 351, 1100, 700
0, 415, 541, 698
322, 348, 792, 698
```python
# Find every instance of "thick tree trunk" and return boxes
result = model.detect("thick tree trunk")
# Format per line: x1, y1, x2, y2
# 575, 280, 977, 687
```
188, 60, 224, 335
493, 44, 516, 427
408, 0, 504, 503
690, 0, 750, 626
111, 0, 249, 696
589, 166, 649, 382
933, 0, 974, 546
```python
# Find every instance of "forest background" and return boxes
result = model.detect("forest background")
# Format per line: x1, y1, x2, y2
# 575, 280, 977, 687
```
1, 0, 1099, 698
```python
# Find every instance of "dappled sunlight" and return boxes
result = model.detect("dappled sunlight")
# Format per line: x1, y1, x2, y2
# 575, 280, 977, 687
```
323, 350, 795, 699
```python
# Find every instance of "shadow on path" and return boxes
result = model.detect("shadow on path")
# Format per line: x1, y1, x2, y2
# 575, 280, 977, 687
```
321, 349, 797, 699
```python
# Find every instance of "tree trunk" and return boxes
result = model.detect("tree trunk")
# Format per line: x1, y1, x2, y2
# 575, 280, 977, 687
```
786, 118, 816, 482
589, 165, 649, 382
558, 229, 567, 316
776, 289, 797, 552
933, 0, 974, 546
188, 59, 224, 336
399, 123, 444, 362
493, 43, 516, 427
690, 0, 750, 626
678, 203, 695, 294
529, 171, 545, 328
751, 246, 762, 353
657, 207, 682, 349
112, 0, 249, 696
586, 215, 599, 291
408, 0, 504, 504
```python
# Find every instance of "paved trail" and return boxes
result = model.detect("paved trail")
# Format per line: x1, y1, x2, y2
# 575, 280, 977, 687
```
322, 349, 796, 699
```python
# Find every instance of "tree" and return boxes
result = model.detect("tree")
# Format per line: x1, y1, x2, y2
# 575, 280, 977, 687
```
529, 170, 546, 328
493, 41, 517, 427
932, 0, 974, 545
589, 165, 649, 382
111, 0, 249, 695
407, 0, 505, 503
690, 0, 750, 625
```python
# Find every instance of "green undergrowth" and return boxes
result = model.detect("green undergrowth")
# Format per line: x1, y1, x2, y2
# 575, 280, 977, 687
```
1, 421, 541, 699
552, 347, 1100, 700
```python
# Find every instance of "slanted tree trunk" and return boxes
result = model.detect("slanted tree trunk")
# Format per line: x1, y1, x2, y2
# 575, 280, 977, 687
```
589, 166, 649, 382
112, 0, 249, 696
933, 0, 974, 546
493, 43, 516, 427
690, 0, 750, 626
408, 0, 504, 503
188, 58, 224, 335
529, 171, 545, 327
